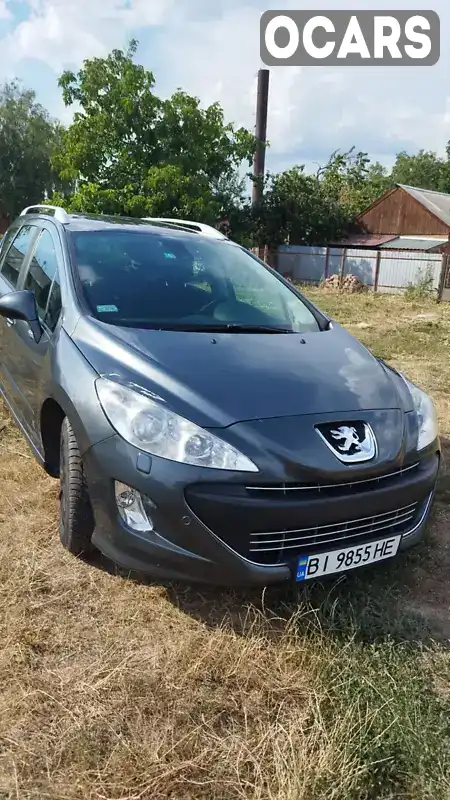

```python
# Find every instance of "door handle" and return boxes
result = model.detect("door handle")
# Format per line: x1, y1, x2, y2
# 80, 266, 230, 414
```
5, 318, 15, 327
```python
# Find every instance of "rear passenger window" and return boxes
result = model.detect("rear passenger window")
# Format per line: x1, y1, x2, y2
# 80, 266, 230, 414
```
24, 230, 59, 320
0, 225, 37, 288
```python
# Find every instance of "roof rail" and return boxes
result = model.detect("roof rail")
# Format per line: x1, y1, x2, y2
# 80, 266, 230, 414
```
142, 217, 227, 240
20, 204, 70, 224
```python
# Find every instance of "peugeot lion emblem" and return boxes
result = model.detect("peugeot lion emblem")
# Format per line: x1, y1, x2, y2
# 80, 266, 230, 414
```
316, 422, 377, 464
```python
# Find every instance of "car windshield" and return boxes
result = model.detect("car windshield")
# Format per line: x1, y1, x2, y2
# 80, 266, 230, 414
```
69, 228, 321, 333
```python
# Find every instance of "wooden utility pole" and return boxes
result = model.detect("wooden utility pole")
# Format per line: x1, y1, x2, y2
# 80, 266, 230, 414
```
252, 69, 270, 207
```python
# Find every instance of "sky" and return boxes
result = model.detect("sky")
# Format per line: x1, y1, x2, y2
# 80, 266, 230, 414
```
0, 0, 448, 175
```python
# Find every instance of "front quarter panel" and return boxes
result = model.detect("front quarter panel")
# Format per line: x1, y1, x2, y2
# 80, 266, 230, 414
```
52, 328, 115, 454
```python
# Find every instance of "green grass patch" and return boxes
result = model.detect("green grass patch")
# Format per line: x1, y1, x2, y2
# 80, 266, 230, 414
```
318, 639, 450, 799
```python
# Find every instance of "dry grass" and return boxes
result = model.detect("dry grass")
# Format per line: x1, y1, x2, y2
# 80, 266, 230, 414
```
1, 290, 450, 798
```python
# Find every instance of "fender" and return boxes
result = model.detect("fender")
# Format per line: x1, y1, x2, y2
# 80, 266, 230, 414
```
49, 328, 115, 456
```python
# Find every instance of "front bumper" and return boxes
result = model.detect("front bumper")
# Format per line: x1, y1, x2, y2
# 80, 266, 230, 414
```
83, 434, 440, 587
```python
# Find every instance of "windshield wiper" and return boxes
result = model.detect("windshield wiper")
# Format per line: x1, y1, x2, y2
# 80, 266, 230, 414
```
163, 323, 295, 334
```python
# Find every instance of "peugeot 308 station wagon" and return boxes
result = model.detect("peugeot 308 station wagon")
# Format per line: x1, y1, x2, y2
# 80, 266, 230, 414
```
0, 205, 440, 586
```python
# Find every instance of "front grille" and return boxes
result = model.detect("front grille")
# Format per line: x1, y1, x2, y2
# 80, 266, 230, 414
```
185, 455, 438, 568
245, 462, 420, 500
249, 501, 418, 564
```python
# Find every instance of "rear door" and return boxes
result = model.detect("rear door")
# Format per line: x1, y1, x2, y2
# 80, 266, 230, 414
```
6, 226, 63, 440
0, 223, 40, 420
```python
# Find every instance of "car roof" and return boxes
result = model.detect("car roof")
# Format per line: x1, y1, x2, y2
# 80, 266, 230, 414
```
142, 218, 228, 240
17, 206, 226, 241
65, 214, 202, 235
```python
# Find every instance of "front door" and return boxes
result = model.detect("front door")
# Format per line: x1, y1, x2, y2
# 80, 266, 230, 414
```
0, 223, 40, 425
6, 228, 63, 442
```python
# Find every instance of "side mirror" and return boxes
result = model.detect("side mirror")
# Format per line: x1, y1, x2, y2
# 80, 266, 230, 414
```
0, 290, 42, 343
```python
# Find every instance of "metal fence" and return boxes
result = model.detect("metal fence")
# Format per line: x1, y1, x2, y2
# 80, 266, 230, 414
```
276, 245, 446, 295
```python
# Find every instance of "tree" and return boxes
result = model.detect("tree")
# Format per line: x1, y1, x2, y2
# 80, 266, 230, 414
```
52, 40, 450, 247
241, 166, 352, 248
390, 148, 450, 193
53, 41, 256, 221
0, 81, 65, 225
317, 148, 392, 216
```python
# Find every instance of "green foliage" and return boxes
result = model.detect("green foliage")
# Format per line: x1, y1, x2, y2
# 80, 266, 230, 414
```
52, 40, 255, 222
0, 80, 67, 222
391, 148, 450, 193
245, 143, 450, 246
239, 148, 391, 248
6, 39, 450, 250
404, 266, 436, 301
53, 167, 224, 222
242, 166, 351, 248
318, 148, 393, 216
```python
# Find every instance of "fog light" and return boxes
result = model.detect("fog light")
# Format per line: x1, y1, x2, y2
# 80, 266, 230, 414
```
115, 481, 154, 532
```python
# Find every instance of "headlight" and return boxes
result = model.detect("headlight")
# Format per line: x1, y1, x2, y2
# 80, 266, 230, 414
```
402, 376, 438, 450
95, 378, 258, 472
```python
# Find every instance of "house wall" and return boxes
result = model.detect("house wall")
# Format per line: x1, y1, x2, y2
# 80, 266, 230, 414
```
357, 187, 450, 236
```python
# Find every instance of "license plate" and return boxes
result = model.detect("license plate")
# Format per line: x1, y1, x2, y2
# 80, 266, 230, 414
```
296, 535, 401, 582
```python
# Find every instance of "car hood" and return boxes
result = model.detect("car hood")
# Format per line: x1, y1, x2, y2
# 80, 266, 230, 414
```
72, 317, 408, 428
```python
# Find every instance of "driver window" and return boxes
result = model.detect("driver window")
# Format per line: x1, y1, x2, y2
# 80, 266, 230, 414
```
0, 225, 38, 288
24, 230, 59, 320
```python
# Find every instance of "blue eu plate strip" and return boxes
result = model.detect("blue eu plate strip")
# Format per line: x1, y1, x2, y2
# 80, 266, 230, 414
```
296, 557, 308, 581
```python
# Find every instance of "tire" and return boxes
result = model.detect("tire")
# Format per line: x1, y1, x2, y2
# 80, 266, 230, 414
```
59, 417, 95, 557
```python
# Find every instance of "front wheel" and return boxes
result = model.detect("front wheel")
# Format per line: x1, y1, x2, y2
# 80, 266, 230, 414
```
59, 417, 95, 557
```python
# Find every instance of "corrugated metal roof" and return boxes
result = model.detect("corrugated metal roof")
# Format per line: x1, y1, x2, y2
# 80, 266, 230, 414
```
380, 236, 448, 251
398, 184, 450, 228
330, 234, 397, 247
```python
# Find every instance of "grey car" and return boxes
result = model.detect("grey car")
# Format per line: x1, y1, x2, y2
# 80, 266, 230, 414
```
0, 205, 440, 586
